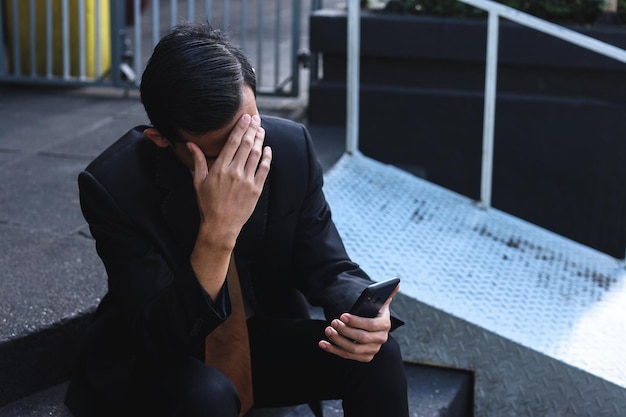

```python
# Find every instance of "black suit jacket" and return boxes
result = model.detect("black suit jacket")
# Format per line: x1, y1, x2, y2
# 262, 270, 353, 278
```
65, 116, 400, 415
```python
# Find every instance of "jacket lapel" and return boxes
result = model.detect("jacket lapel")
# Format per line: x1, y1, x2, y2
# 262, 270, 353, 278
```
155, 147, 199, 258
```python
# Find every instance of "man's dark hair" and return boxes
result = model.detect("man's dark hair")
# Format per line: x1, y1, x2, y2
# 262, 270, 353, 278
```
140, 21, 257, 142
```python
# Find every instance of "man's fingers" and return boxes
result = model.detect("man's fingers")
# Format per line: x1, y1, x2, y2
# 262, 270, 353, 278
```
254, 146, 272, 187
318, 327, 380, 363
382, 284, 401, 308
187, 141, 208, 183
232, 115, 261, 168
216, 114, 254, 165
333, 316, 389, 345
220, 114, 260, 167
243, 127, 265, 176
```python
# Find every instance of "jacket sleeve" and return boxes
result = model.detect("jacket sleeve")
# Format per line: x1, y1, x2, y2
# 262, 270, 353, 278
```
290, 126, 403, 329
78, 171, 229, 361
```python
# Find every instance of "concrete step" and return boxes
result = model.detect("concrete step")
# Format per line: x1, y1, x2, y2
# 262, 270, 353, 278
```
1, 304, 472, 417
0, 363, 472, 417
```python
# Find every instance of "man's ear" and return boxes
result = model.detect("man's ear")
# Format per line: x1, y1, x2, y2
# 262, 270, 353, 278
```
143, 128, 171, 148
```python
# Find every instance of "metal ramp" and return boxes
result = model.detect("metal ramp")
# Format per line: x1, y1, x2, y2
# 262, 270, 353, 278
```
323, 151, 626, 417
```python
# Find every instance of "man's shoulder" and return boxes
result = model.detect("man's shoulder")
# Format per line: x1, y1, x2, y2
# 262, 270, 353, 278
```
84, 125, 153, 174
260, 115, 311, 156
80, 125, 164, 196
261, 115, 305, 136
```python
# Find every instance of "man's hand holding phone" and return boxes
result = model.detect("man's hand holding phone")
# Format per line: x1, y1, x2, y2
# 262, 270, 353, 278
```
318, 278, 400, 363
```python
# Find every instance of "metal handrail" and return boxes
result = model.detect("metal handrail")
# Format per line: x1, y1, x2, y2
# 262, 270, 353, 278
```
458, 0, 626, 209
346, 0, 360, 155
346, 0, 626, 187
345, 0, 626, 257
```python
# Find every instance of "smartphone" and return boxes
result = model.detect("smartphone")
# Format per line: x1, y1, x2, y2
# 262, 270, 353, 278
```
349, 277, 400, 318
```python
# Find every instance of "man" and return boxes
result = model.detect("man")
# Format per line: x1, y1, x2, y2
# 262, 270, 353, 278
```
65, 21, 408, 417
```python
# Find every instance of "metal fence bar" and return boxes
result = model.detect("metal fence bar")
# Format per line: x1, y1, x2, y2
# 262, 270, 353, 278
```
11, 0, 20, 75
109, 0, 123, 86
205, 0, 212, 22
256, 0, 264, 87
134, 0, 142, 85
61, 0, 70, 78
170, 0, 177, 28
222, 0, 229, 30
0, 0, 307, 96
0, 1, 4, 76
79, 0, 87, 79
29, 0, 36, 76
239, 0, 247, 51
46, 0, 52, 77
289, 0, 301, 96
95, 0, 101, 77
152, 0, 160, 45
273, 0, 280, 87
188, 0, 195, 22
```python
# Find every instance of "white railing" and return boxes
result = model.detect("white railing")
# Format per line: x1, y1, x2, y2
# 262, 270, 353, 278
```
345, 0, 626, 258
459, 0, 626, 208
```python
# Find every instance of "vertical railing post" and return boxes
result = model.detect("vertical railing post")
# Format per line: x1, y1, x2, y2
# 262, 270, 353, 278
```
46, 0, 53, 77
170, 0, 177, 28
256, 0, 264, 87
188, 0, 195, 21
29, 0, 36, 76
95, 0, 102, 78
78, 0, 86, 80
11, 0, 21, 76
479, 9, 499, 208
308, 0, 323, 89
206, 0, 212, 23
109, 0, 125, 87
346, 0, 360, 155
133, 0, 142, 86
273, 0, 281, 88
61, 0, 70, 79
290, 0, 302, 97
222, 0, 229, 30
152, 0, 160, 45
239, 0, 247, 52
0, 2, 4, 77
0, 1, 4, 77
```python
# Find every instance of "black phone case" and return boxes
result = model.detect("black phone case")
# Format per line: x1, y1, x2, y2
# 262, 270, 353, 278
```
349, 277, 400, 318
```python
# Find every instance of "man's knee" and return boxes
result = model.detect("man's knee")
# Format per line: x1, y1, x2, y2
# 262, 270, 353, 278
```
375, 336, 404, 367
368, 336, 407, 389
342, 337, 409, 416
175, 366, 241, 417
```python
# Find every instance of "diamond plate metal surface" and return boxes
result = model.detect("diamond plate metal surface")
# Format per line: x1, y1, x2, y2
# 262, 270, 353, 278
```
323, 152, 626, 416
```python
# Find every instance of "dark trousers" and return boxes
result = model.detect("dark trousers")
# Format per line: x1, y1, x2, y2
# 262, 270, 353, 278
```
128, 317, 409, 417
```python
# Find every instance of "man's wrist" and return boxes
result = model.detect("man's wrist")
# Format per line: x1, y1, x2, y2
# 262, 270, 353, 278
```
195, 222, 237, 253
190, 229, 234, 300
